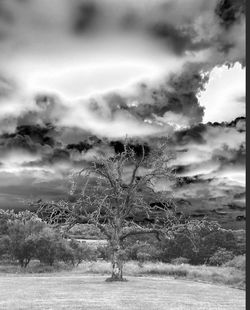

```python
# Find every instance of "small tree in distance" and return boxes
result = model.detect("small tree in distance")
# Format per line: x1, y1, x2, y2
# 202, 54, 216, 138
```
36, 140, 209, 281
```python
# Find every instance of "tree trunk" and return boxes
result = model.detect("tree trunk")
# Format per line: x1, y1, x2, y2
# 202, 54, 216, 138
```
24, 258, 30, 268
111, 247, 123, 280
106, 240, 127, 282
19, 259, 24, 268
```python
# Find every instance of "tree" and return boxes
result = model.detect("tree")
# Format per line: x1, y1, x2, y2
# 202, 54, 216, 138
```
33, 227, 61, 266
36, 141, 205, 281
208, 248, 234, 266
68, 239, 99, 265
158, 220, 231, 264
6, 213, 45, 267
0, 235, 11, 259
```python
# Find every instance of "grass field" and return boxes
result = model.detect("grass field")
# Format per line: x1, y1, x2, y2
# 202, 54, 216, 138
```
0, 274, 245, 310
0, 260, 245, 290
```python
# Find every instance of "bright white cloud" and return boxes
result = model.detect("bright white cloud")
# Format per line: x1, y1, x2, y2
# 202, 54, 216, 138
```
199, 63, 245, 123
2, 33, 193, 101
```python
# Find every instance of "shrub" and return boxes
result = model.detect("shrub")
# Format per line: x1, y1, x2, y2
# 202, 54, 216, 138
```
7, 220, 45, 267
68, 224, 104, 239
96, 245, 111, 261
158, 224, 241, 265
124, 240, 160, 262
208, 248, 234, 266
68, 239, 99, 265
223, 254, 246, 270
0, 235, 11, 259
33, 227, 61, 266
171, 257, 190, 265
137, 252, 152, 263
0, 210, 47, 267
56, 240, 75, 265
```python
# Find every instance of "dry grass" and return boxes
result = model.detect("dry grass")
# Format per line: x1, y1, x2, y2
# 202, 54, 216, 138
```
74, 261, 245, 289
0, 260, 245, 290
0, 274, 245, 310
0, 260, 73, 274
223, 255, 245, 270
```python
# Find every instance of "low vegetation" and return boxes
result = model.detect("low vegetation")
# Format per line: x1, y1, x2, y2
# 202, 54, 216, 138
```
0, 259, 245, 290
79, 260, 245, 289
0, 209, 245, 290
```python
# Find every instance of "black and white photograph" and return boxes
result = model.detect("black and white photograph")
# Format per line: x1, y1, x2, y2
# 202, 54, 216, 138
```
0, 0, 246, 309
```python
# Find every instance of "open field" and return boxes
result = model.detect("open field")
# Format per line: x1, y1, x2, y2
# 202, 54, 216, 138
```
0, 260, 245, 290
76, 261, 245, 289
0, 274, 245, 310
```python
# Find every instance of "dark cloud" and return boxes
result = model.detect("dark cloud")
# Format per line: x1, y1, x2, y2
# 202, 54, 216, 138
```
207, 116, 245, 131
0, 124, 57, 155
49, 148, 70, 163
173, 124, 207, 145
149, 22, 209, 55
172, 165, 188, 174
212, 143, 245, 167
1, 134, 37, 153
173, 116, 245, 147
14, 124, 55, 147
0, 0, 245, 67
215, 0, 245, 28
104, 63, 209, 127
66, 135, 102, 153
72, 1, 99, 34
174, 176, 213, 187
0, 1, 14, 24
2, 94, 65, 132
67, 141, 92, 153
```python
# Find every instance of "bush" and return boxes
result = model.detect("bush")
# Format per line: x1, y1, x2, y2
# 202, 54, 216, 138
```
208, 248, 234, 266
0, 235, 11, 259
7, 220, 45, 267
96, 245, 111, 261
0, 210, 47, 267
137, 252, 152, 263
171, 257, 190, 265
68, 224, 104, 239
0, 209, 102, 267
124, 240, 160, 262
68, 239, 99, 265
223, 254, 246, 270
56, 240, 75, 265
33, 227, 61, 266
158, 223, 241, 265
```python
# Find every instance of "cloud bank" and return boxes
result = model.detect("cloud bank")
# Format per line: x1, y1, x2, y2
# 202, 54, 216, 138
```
0, 0, 245, 224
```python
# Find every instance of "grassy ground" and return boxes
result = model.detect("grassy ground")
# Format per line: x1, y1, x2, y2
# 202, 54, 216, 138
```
0, 260, 244, 290
76, 261, 245, 289
0, 274, 245, 310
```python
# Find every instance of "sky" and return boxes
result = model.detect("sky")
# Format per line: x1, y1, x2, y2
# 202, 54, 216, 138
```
0, 0, 245, 216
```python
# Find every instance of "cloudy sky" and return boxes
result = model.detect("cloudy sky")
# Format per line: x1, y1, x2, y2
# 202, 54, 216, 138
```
0, 0, 245, 218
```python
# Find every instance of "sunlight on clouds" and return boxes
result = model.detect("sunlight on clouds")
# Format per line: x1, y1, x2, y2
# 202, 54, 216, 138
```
0, 151, 41, 169
0, 0, 245, 212
199, 63, 245, 123
58, 98, 169, 138
2, 32, 192, 100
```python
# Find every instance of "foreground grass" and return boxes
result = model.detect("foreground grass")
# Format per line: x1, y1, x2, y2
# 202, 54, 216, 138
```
0, 260, 245, 290
0, 274, 245, 310
76, 261, 245, 290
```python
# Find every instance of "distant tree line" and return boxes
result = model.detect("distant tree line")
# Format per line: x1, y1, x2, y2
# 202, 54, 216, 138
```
0, 210, 97, 267
0, 209, 245, 268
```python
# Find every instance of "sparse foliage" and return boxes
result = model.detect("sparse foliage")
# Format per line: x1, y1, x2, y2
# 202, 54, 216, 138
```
35, 140, 209, 281
2, 212, 45, 267
208, 248, 234, 266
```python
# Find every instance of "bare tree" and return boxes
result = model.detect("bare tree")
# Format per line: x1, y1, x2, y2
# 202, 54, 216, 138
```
36, 141, 203, 281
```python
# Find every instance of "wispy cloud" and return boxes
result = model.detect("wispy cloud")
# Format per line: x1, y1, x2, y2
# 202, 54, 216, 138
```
0, 0, 245, 212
